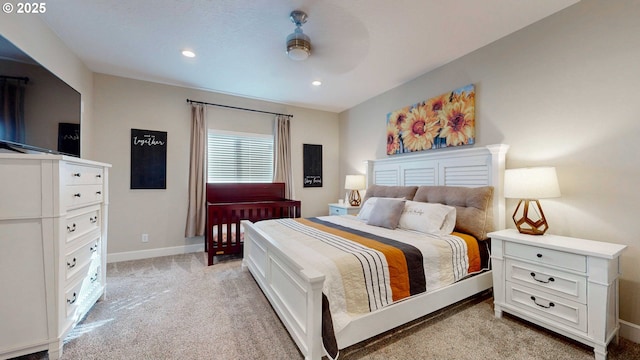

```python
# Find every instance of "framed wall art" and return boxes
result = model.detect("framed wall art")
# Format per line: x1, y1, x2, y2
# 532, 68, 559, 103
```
386, 84, 475, 155
303, 143, 322, 188
130, 128, 167, 189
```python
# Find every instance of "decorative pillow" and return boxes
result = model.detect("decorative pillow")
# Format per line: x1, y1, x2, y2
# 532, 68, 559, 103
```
398, 201, 456, 235
366, 198, 406, 229
357, 197, 379, 221
413, 186, 494, 241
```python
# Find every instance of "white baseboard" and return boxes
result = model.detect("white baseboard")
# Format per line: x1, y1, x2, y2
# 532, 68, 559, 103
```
620, 320, 640, 344
107, 243, 204, 263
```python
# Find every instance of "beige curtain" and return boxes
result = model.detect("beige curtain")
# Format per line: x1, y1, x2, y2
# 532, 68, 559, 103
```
185, 104, 207, 237
273, 115, 294, 199
1, 78, 27, 143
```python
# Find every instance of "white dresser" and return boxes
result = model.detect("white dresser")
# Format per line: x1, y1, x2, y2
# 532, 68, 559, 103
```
0, 154, 110, 360
489, 229, 626, 360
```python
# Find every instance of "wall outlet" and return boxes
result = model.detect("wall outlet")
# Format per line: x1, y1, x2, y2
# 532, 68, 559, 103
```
141, 233, 149, 243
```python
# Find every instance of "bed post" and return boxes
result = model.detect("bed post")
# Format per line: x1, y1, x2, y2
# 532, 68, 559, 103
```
486, 144, 509, 230
304, 269, 325, 360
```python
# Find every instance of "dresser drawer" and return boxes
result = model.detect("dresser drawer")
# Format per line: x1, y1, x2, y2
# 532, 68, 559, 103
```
64, 265, 102, 320
65, 206, 100, 243
65, 279, 84, 318
64, 184, 104, 209
504, 241, 586, 273
506, 282, 587, 332
505, 259, 587, 303
63, 163, 104, 185
64, 236, 100, 282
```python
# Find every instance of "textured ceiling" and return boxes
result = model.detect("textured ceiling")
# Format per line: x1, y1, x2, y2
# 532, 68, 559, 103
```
39, 0, 579, 113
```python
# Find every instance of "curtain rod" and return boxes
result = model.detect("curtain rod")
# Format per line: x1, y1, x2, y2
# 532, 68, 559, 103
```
186, 99, 293, 118
0, 75, 29, 84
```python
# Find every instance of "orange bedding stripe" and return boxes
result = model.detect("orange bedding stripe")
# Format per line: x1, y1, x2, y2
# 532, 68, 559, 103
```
297, 218, 412, 300
452, 231, 481, 273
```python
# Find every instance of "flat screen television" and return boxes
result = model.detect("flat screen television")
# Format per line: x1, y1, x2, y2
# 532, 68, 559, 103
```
0, 35, 81, 157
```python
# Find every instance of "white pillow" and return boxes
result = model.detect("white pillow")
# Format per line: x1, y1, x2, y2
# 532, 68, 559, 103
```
357, 197, 379, 221
398, 200, 456, 235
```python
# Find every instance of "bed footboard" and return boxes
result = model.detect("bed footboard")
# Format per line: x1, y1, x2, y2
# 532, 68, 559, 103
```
242, 220, 326, 360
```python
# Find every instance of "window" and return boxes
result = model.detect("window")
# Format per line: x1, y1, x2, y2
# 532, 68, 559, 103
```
207, 130, 274, 183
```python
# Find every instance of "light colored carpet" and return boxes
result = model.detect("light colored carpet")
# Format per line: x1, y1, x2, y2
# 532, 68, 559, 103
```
13, 252, 640, 360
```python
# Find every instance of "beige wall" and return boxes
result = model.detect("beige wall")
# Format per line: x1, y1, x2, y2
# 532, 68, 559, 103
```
339, 0, 640, 326
92, 74, 340, 256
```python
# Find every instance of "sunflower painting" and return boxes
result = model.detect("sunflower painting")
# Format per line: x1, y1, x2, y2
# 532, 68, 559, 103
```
386, 84, 475, 155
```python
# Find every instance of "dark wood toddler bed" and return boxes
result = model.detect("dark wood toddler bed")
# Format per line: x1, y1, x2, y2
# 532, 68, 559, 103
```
206, 183, 300, 265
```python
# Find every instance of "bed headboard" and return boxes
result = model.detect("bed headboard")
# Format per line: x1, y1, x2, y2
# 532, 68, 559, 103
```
365, 144, 509, 231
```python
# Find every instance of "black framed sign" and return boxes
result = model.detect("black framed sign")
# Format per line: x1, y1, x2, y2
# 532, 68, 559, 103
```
57, 122, 80, 156
130, 128, 167, 189
303, 143, 322, 188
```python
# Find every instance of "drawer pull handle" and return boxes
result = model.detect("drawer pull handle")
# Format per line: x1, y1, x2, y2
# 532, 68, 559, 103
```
67, 223, 76, 233
96, 191, 102, 195
530, 296, 554, 309
67, 257, 77, 269
90, 272, 99, 283
67, 292, 77, 305
90, 244, 98, 253
530, 272, 555, 284
74, 193, 82, 198
72, 173, 81, 177
96, 174, 102, 178
90, 216, 98, 224
536, 253, 543, 258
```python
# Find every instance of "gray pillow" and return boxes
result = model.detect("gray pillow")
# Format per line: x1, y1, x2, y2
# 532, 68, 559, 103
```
366, 198, 406, 229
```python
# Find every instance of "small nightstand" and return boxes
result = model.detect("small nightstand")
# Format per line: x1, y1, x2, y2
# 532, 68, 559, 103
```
328, 203, 360, 216
489, 229, 627, 360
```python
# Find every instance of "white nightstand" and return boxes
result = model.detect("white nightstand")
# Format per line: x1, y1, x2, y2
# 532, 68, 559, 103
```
328, 203, 360, 216
489, 229, 627, 360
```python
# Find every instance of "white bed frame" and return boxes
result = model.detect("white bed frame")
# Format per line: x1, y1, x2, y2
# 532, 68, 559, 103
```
242, 144, 509, 360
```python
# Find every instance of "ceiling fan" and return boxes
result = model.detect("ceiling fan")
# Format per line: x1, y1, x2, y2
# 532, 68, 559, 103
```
286, 10, 311, 61
281, 7, 370, 75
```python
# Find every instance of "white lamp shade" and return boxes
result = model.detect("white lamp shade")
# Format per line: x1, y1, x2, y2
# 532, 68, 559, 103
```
504, 167, 561, 199
345, 175, 366, 190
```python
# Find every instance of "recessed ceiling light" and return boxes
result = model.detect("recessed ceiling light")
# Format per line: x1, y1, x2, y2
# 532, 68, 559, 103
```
312, 80, 322, 86
182, 50, 196, 58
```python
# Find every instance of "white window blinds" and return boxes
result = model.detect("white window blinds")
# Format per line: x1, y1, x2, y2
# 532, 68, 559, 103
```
207, 130, 274, 183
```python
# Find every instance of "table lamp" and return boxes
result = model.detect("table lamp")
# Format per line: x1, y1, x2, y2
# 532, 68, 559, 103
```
504, 167, 561, 235
345, 175, 366, 206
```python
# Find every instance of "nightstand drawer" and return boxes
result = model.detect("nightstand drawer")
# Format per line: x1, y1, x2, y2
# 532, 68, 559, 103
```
504, 241, 586, 273
328, 204, 360, 216
506, 282, 587, 332
330, 206, 346, 215
505, 259, 587, 303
